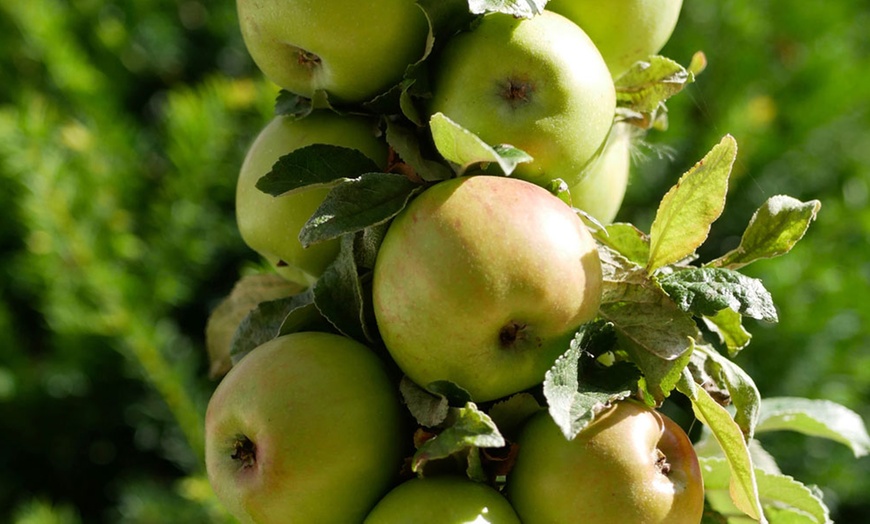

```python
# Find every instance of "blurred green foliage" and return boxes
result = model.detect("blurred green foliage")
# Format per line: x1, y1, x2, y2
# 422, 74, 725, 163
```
0, 0, 866, 522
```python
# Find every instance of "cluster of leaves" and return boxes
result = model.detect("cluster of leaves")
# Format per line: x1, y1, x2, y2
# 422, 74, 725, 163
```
208, 5, 870, 524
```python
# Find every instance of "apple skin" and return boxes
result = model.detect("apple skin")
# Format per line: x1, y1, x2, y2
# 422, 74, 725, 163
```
372, 175, 602, 402
364, 476, 521, 524
236, 111, 387, 287
429, 11, 616, 188
205, 332, 406, 523
547, 0, 684, 78
506, 401, 705, 524
569, 123, 632, 224
236, 0, 429, 103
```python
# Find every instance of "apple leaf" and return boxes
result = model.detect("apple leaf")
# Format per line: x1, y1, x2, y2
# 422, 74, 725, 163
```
686, 343, 761, 440
255, 144, 382, 197
756, 397, 870, 457
702, 308, 753, 357
708, 196, 822, 270
385, 120, 454, 182
701, 457, 832, 524
626, 337, 693, 404
487, 393, 542, 440
615, 56, 695, 130
400, 376, 451, 428
274, 89, 315, 119
429, 112, 533, 176
467, 0, 548, 18
412, 402, 506, 473
678, 373, 766, 523
228, 288, 317, 364
595, 222, 651, 266
312, 234, 373, 343
205, 273, 303, 379
598, 246, 699, 362
299, 172, 422, 247
426, 380, 474, 406
351, 221, 389, 271
658, 267, 778, 323
647, 135, 737, 273
543, 326, 639, 440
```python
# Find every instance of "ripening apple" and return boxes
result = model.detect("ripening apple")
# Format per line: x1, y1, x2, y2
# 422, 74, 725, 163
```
364, 476, 521, 524
236, 0, 429, 103
205, 332, 406, 523
507, 401, 705, 524
372, 175, 602, 402
429, 11, 616, 188
547, 0, 684, 78
236, 111, 387, 287
569, 123, 632, 224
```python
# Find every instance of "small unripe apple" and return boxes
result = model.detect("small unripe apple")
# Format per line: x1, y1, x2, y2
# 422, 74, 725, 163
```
236, 111, 387, 287
507, 400, 705, 524
205, 332, 405, 523
429, 11, 616, 188
548, 0, 684, 78
569, 123, 632, 224
236, 0, 429, 103
373, 175, 602, 402
364, 476, 521, 524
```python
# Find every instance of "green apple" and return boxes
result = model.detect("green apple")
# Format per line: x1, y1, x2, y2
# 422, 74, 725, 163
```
429, 11, 616, 188
548, 0, 684, 78
364, 476, 521, 524
236, 111, 387, 287
372, 175, 602, 402
569, 123, 632, 224
507, 401, 705, 524
236, 0, 429, 103
205, 331, 406, 523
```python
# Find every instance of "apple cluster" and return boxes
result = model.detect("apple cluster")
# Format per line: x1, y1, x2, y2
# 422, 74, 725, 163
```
206, 1, 702, 523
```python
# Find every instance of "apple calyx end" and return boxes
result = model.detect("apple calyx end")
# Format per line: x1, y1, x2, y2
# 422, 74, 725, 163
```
296, 48, 322, 70
499, 77, 536, 109
654, 448, 672, 476
231, 435, 257, 469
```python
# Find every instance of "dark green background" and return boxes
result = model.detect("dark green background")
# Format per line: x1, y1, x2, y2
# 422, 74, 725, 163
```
0, 1, 867, 522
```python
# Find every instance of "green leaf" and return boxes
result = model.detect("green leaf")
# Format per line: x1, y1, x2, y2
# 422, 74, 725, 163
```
467, 0, 548, 18
687, 343, 761, 439
659, 267, 778, 322
594, 222, 651, 266
205, 273, 303, 379
385, 120, 454, 182
274, 90, 315, 118
299, 172, 422, 247
312, 234, 371, 343
627, 337, 693, 404
487, 393, 543, 439
228, 289, 317, 364
412, 402, 506, 472
701, 457, 832, 524
702, 308, 753, 357
400, 376, 451, 428
648, 135, 737, 273
615, 56, 695, 129
678, 375, 766, 523
255, 144, 382, 197
543, 327, 638, 440
429, 112, 533, 176
756, 397, 870, 457
599, 246, 699, 362
709, 196, 822, 270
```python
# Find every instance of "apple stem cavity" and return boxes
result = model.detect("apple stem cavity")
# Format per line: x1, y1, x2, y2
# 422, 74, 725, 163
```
231, 435, 257, 470
499, 321, 528, 348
